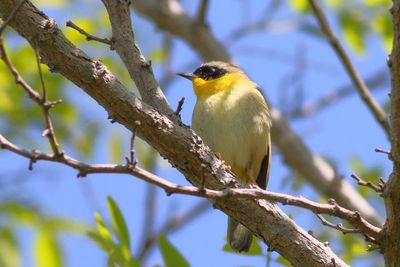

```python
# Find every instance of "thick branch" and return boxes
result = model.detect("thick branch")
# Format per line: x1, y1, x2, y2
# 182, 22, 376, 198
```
382, 0, 400, 264
0, 1, 348, 265
308, 0, 390, 137
132, 0, 231, 62
101, 0, 173, 116
132, 0, 382, 227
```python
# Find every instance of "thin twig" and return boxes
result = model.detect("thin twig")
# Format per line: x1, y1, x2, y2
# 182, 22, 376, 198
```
350, 173, 384, 194
0, 133, 381, 241
35, 48, 47, 100
316, 214, 362, 234
0, 42, 41, 102
174, 97, 185, 116
375, 147, 392, 160
34, 48, 63, 157
0, 0, 27, 35
66, 20, 112, 46
308, 0, 390, 137
378, 177, 386, 190
127, 120, 140, 166
0, 40, 62, 157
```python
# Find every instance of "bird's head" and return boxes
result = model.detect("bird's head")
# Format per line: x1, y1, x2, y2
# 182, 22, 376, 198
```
178, 61, 251, 98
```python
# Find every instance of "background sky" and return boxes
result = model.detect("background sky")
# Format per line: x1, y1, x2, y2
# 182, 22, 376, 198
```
0, 0, 392, 266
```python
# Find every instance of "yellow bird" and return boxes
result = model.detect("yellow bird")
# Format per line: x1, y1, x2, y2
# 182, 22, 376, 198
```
178, 61, 272, 252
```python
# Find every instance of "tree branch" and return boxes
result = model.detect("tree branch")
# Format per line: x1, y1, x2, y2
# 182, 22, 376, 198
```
132, 0, 231, 62
0, 134, 380, 242
316, 214, 362, 235
196, 0, 209, 26
132, 0, 383, 227
350, 173, 384, 194
307, 0, 390, 138
0, 40, 63, 157
382, 0, 400, 264
101, 0, 173, 116
0, 0, 26, 35
0, 1, 349, 265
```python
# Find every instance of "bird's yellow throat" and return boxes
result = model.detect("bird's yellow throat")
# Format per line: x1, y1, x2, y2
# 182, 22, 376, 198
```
192, 73, 251, 98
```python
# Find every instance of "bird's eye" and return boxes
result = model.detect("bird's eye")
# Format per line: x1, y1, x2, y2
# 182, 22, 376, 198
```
194, 65, 226, 80
206, 67, 216, 74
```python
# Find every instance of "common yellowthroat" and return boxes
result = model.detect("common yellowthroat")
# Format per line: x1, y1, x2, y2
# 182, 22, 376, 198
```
178, 61, 272, 253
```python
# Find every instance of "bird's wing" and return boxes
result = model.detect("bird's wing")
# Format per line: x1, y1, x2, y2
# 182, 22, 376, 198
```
256, 135, 271, 189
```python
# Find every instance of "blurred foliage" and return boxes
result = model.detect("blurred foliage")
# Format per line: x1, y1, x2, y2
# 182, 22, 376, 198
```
339, 233, 368, 264
87, 196, 141, 267
158, 235, 189, 267
88, 197, 192, 267
0, 227, 19, 267
0, 201, 89, 267
290, 0, 392, 53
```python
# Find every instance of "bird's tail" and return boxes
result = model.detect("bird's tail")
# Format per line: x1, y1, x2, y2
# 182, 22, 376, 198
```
227, 216, 252, 252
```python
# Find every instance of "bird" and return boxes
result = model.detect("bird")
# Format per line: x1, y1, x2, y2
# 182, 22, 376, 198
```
178, 61, 271, 253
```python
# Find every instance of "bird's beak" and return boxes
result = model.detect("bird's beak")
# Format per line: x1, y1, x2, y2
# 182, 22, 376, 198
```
177, 72, 197, 81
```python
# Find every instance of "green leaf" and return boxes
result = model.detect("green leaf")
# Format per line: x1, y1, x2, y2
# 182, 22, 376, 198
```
94, 212, 113, 246
339, 10, 366, 53
247, 238, 263, 255
158, 235, 189, 267
0, 202, 40, 226
107, 196, 131, 250
87, 231, 111, 252
0, 227, 20, 267
289, 0, 309, 12
45, 217, 90, 234
372, 13, 393, 52
34, 230, 63, 267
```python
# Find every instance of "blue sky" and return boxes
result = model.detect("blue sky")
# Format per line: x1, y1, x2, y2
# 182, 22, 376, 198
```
0, 1, 391, 266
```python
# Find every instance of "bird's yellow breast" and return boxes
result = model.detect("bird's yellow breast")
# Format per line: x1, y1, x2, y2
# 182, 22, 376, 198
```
193, 73, 250, 98
192, 81, 271, 184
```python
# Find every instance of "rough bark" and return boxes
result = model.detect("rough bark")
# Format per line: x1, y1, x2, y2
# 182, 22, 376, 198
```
132, 0, 382, 227
101, 0, 172, 116
0, 0, 348, 265
383, 1, 400, 265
